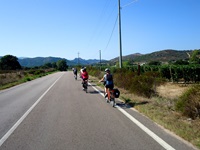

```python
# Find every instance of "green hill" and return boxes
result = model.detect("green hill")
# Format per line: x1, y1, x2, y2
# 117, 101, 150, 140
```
110, 49, 193, 63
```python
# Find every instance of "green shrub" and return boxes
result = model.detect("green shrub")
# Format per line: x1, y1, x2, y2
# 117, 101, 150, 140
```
130, 75, 155, 98
113, 70, 164, 98
131, 72, 164, 98
25, 77, 31, 81
34, 70, 45, 75
176, 84, 200, 119
88, 67, 165, 98
27, 70, 36, 75
88, 67, 102, 79
113, 69, 135, 90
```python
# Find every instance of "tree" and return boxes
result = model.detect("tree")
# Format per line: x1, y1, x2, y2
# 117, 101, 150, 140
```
52, 62, 57, 69
190, 49, 200, 64
148, 61, 161, 66
123, 60, 132, 67
173, 59, 189, 65
0, 55, 21, 70
57, 59, 68, 71
43, 63, 53, 69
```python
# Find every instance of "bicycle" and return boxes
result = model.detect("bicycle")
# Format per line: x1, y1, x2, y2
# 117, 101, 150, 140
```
99, 81, 119, 107
74, 74, 77, 80
82, 79, 88, 93
107, 89, 115, 107
107, 88, 120, 107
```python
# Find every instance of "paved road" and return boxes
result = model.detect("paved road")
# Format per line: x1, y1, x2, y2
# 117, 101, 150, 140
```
0, 72, 198, 150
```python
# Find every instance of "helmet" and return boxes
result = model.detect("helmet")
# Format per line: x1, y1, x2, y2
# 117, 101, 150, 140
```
105, 68, 110, 72
83, 67, 86, 71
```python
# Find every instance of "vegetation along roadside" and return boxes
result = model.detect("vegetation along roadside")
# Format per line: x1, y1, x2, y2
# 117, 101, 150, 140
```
0, 55, 68, 90
87, 66, 200, 149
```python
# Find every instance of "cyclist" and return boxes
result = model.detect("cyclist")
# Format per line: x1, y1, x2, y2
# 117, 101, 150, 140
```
81, 67, 89, 89
73, 68, 77, 79
79, 66, 84, 78
104, 68, 114, 102
99, 69, 108, 98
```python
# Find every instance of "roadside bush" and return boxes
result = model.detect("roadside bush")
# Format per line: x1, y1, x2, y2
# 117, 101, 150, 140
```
113, 68, 135, 90
130, 72, 164, 98
176, 84, 200, 119
87, 67, 165, 98
25, 77, 31, 81
0, 69, 55, 89
87, 67, 102, 79
130, 75, 154, 98
113, 70, 164, 98
27, 70, 36, 75
34, 70, 45, 75
27, 69, 45, 75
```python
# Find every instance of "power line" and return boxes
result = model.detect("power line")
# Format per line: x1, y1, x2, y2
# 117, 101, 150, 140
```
86, 0, 114, 49
122, 0, 138, 8
104, 15, 118, 51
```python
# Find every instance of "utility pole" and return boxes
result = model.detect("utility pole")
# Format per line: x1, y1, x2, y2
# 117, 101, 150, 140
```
118, 0, 123, 68
99, 50, 101, 71
78, 52, 79, 65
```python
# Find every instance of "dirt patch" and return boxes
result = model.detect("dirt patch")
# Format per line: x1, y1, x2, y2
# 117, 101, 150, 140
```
156, 83, 189, 100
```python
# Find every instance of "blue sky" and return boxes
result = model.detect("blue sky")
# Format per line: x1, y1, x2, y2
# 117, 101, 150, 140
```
0, 0, 199, 60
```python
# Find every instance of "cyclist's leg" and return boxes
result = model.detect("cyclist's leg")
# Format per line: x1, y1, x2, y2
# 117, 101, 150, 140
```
105, 87, 110, 102
103, 82, 107, 97
109, 84, 114, 99
82, 79, 85, 89
107, 88, 111, 100
104, 87, 108, 97
105, 85, 108, 97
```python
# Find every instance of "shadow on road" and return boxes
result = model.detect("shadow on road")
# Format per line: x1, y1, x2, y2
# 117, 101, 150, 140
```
88, 90, 100, 94
117, 101, 149, 109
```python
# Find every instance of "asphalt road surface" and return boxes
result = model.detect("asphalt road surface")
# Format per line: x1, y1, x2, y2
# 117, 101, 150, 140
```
0, 72, 198, 150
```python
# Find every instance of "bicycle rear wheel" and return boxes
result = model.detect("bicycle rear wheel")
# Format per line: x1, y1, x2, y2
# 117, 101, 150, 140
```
110, 98, 115, 107
83, 83, 88, 93
112, 98, 115, 107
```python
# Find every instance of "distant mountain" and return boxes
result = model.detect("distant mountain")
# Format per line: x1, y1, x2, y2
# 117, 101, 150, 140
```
18, 57, 65, 67
18, 57, 29, 59
1, 49, 197, 67
110, 53, 143, 62
110, 49, 194, 63
133, 49, 192, 63
70, 58, 106, 65
18, 57, 105, 67
71, 58, 93, 65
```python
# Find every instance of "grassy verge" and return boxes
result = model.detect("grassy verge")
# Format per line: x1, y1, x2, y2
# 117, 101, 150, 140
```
89, 76, 200, 149
0, 70, 57, 90
136, 98, 200, 148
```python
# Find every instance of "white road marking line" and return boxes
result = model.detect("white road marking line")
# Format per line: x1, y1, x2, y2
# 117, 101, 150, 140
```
90, 83, 176, 150
0, 74, 63, 147
116, 106, 175, 150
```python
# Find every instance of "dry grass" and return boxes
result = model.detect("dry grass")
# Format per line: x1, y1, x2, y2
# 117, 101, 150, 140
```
132, 84, 199, 149
156, 83, 189, 99
0, 72, 25, 87
0, 70, 56, 90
